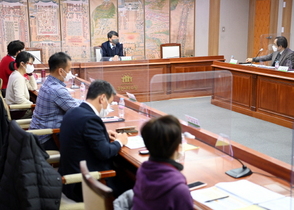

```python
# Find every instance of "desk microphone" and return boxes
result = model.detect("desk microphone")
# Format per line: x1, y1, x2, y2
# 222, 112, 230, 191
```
225, 157, 252, 178
255, 48, 264, 58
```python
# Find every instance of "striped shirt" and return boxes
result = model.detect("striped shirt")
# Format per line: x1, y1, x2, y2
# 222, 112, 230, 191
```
29, 75, 81, 144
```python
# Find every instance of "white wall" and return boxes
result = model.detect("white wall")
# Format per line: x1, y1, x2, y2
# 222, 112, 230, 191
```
219, 0, 249, 62
195, 0, 210, 56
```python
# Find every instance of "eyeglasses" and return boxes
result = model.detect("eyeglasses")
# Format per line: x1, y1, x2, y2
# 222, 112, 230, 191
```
27, 62, 34, 65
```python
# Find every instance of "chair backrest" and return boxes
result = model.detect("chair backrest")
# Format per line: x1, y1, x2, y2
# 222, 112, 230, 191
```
160, 43, 181, 59
94, 46, 102, 62
80, 160, 114, 210
0, 78, 3, 90
0, 92, 11, 120
25, 48, 43, 64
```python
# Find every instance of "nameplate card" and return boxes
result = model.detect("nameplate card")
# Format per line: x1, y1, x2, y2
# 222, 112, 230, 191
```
278, 66, 289, 72
185, 114, 200, 128
126, 92, 137, 101
229, 59, 238, 64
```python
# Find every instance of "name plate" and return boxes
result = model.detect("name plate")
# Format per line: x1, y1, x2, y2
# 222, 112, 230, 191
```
185, 114, 200, 128
229, 59, 238, 64
278, 66, 289, 71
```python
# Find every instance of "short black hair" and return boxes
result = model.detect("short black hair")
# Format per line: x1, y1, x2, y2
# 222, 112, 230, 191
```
48, 52, 71, 73
107, 31, 119, 39
9, 51, 35, 70
141, 115, 182, 159
7, 40, 25, 56
86, 80, 116, 100
275, 36, 288, 48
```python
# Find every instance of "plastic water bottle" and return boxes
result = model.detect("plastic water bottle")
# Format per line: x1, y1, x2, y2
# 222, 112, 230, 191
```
80, 82, 85, 100
118, 98, 125, 118
275, 60, 279, 70
177, 134, 186, 164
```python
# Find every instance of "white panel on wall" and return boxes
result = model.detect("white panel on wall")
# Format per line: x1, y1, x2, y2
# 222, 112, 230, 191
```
195, 0, 209, 56
219, 0, 249, 62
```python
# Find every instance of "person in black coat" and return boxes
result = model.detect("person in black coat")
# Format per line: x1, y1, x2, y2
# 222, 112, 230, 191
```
58, 79, 128, 202
101, 31, 124, 61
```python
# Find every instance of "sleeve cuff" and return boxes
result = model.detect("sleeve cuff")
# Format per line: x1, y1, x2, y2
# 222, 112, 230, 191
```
115, 139, 123, 147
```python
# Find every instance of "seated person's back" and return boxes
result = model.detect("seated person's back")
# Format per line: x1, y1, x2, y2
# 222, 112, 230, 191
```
133, 115, 194, 210
29, 52, 81, 150
58, 79, 128, 202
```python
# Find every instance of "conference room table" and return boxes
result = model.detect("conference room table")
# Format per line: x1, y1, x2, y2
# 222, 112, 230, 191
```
33, 77, 293, 209
101, 95, 292, 210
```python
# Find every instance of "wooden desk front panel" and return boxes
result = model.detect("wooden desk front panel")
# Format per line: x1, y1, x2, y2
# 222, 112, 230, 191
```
257, 76, 294, 121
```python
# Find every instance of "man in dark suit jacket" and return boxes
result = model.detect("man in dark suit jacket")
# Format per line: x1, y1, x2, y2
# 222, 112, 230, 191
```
101, 31, 124, 61
246, 36, 293, 66
58, 80, 128, 202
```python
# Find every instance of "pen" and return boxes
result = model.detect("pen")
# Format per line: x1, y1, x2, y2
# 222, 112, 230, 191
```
205, 196, 229, 203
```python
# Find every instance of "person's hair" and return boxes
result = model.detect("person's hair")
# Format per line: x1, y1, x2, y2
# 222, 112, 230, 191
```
86, 79, 116, 100
107, 31, 119, 39
9, 51, 35, 71
7, 40, 25, 56
48, 52, 71, 73
275, 36, 288, 48
141, 115, 182, 159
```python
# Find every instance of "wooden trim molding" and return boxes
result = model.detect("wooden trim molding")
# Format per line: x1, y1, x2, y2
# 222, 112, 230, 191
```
208, 0, 220, 56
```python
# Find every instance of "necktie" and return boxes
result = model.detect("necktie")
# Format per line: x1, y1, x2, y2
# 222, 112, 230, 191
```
272, 53, 281, 66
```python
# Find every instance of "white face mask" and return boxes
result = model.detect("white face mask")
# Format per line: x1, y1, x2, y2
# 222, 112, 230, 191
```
99, 100, 111, 117
62, 69, 73, 82
26, 64, 34, 74
272, 45, 278, 52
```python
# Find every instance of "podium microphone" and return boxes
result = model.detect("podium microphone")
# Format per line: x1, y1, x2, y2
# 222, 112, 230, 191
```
255, 48, 264, 58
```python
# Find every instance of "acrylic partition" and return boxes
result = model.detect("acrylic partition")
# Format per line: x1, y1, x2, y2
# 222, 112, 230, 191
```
147, 71, 233, 160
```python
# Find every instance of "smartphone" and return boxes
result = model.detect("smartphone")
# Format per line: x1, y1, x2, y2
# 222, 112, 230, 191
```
188, 181, 207, 190
139, 149, 149, 155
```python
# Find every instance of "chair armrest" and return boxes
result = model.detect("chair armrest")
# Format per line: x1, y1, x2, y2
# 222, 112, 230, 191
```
46, 150, 60, 164
16, 119, 32, 125
62, 170, 116, 184
26, 128, 60, 135
9, 104, 35, 109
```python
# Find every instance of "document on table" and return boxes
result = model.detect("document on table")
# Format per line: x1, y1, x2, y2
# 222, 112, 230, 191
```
125, 136, 145, 149
191, 180, 286, 210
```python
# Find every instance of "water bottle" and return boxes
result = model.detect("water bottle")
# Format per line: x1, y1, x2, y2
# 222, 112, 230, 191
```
275, 60, 279, 70
80, 82, 85, 100
118, 98, 125, 118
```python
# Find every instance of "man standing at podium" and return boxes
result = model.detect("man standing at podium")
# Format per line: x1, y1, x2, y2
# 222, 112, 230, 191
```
101, 31, 124, 61
246, 36, 293, 66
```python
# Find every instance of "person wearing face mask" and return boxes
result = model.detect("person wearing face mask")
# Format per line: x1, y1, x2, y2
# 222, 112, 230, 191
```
58, 79, 128, 202
29, 52, 82, 150
101, 30, 124, 61
5, 51, 37, 119
246, 36, 293, 66
133, 115, 194, 210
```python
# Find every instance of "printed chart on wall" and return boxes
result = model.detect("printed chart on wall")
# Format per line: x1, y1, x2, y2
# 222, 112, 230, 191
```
145, 0, 169, 59
90, 0, 117, 48
28, 0, 61, 63
118, 0, 145, 60
0, 0, 30, 58
170, 0, 194, 57
60, 0, 91, 61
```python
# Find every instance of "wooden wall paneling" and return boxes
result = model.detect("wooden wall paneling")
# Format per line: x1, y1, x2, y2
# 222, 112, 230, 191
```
282, 0, 293, 44
269, 0, 279, 34
208, 0, 220, 56
247, 0, 256, 58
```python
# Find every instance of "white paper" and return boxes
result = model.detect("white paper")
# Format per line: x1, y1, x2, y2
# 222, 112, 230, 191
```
216, 180, 285, 204
125, 136, 145, 149
259, 197, 294, 210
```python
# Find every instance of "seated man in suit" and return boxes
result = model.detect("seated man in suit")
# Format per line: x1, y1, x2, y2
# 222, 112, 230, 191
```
58, 79, 128, 202
29, 52, 82, 150
246, 36, 293, 66
101, 31, 124, 61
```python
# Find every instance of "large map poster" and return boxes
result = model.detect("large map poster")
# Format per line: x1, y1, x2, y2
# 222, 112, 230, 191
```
90, 0, 117, 48
28, 0, 61, 63
60, 0, 91, 61
0, 0, 29, 58
145, 0, 169, 59
118, 0, 144, 59
170, 0, 194, 57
